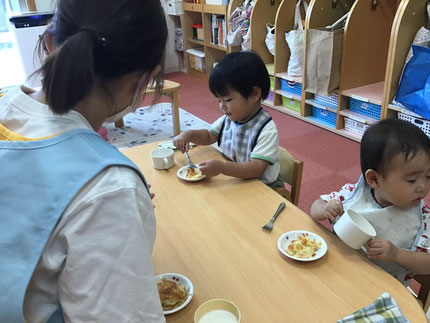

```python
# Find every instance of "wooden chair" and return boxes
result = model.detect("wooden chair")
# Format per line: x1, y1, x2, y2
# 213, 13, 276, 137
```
273, 147, 304, 206
414, 274, 430, 312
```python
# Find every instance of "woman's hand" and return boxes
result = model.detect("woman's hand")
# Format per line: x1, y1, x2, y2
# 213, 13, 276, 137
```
366, 239, 399, 262
198, 160, 224, 177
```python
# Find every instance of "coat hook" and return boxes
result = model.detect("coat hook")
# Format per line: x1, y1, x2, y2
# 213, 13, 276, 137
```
332, 0, 337, 9
371, 0, 378, 10
270, 0, 275, 6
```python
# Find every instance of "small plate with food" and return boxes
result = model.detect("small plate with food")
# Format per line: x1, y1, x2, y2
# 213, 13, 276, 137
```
177, 166, 206, 182
156, 273, 194, 315
278, 230, 327, 262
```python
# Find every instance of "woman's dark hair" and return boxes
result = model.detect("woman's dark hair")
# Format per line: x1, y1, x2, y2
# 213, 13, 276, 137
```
360, 118, 430, 176
36, 0, 167, 114
209, 51, 270, 100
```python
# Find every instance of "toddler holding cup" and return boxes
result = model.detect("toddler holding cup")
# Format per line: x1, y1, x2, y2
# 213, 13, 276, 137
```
310, 118, 430, 286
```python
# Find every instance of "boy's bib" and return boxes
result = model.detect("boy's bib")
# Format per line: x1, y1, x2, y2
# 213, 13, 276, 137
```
0, 128, 148, 322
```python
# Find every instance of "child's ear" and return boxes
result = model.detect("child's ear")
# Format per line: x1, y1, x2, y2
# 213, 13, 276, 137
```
250, 86, 262, 103
365, 169, 380, 189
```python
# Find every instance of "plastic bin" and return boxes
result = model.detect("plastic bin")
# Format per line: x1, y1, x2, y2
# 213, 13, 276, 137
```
266, 91, 274, 102
280, 79, 302, 96
269, 76, 274, 91
344, 117, 369, 136
186, 48, 205, 73
314, 93, 339, 108
282, 96, 300, 112
348, 98, 381, 119
166, 0, 183, 15
312, 107, 336, 125
398, 112, 430, 138
192, 24, 204, 41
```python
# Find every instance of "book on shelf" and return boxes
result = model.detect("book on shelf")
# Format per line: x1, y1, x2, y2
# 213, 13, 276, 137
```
210, 14, 226, 47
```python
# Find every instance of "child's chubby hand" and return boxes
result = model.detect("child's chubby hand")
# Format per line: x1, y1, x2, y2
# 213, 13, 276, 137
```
198, 160, 224, 177
366, 238, 398, 262
173, 132, 191, 153
323, 199, 344, 222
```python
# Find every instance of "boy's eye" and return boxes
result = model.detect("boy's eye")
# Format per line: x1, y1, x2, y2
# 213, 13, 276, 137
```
225, 98, 232, 102
407, 179, 417, 183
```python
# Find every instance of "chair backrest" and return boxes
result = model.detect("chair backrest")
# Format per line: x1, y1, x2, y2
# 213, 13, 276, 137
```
414, 274, 430, 312
278, 147, 304, 206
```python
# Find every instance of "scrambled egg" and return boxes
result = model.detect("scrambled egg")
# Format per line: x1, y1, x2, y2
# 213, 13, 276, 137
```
285, 233, 322, 259
186, 167, 203, 179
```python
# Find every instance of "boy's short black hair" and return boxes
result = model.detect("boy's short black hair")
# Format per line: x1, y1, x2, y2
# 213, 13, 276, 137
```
360, 118, 430, 176
209, 51, 270, 100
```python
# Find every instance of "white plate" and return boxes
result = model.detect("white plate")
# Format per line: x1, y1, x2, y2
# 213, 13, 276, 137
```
278, 230, 327, 262
156, 273, 194, 315
176, 166, 206, 182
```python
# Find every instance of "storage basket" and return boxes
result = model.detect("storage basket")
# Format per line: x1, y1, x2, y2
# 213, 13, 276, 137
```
269, 76, 274, 91
348, 98, 381, 119
282, 96, 301, 112
344, 117, 369, 136
280, 79, 302, 96
312, 107, 336, 125
186, 48, 205, 73
314, 93, 339, 108
398, 112, 430, 138
266, 91, 274, 103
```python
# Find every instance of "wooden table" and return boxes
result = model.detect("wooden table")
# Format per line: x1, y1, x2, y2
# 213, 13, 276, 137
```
115, 80, 181, 135
122, 143, 427, 322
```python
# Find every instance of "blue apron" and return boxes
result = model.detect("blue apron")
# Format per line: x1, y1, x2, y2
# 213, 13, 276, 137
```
0, 128, 148, 322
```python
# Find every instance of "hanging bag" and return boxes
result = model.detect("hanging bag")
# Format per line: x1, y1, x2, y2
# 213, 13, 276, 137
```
265, 23, 275, 55
284, 0, 308, 76
304, 12, 347, 95
395, 45, 430, 120
405, 3, 430, 64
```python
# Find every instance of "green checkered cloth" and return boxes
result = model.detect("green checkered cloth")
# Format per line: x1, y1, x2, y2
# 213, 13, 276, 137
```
337, 293, 409, 323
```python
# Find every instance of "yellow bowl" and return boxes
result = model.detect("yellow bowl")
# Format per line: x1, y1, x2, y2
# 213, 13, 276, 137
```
194, 299, 241, 323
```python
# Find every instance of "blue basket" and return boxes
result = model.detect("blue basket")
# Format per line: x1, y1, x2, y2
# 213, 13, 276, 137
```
348, 98, 381, 119
280, 79, 302, 96
312, 107, 337, 125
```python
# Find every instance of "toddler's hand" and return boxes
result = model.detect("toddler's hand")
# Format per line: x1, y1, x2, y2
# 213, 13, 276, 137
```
173, 132, 191, 153
323, 199, 344, 222
198, 160, 224, 177
366, 238, 398, 262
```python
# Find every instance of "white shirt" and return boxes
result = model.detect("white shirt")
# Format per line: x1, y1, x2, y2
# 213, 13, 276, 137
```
0, 86, 165, 322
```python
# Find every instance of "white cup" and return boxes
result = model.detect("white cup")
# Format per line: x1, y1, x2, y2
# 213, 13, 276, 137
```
333, 210, 376, 250
150, 148, 174, 170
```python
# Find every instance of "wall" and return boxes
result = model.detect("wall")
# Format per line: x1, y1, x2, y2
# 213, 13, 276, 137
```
33, 0, 181, 73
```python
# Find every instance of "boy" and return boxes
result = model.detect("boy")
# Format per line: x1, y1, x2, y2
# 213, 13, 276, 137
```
174, 51, 282, 187
311, 118, 430, 285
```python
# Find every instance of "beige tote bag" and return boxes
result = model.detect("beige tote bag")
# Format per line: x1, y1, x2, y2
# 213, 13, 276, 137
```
304, 13, 347, 95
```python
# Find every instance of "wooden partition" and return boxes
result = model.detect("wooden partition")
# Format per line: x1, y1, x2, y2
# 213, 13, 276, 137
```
226, 0, 244, 53
250, 0, 283, 64
382, 0, 429, 118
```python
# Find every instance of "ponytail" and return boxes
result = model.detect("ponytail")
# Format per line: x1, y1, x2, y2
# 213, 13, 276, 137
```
41, 31, 96, 114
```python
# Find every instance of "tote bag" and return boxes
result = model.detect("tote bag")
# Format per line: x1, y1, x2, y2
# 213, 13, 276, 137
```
396, 45, 430, 120
265, 23, 275, 55
304, 13, 347, 95
285, 0, 308, 76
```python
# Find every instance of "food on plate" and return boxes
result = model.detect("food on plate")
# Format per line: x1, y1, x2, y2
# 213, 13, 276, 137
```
157, 277, 188, 311
285, 233, 322, 259
186, 167, 203, 179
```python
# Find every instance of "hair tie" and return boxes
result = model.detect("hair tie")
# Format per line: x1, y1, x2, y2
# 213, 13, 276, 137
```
79, 27, 108, 48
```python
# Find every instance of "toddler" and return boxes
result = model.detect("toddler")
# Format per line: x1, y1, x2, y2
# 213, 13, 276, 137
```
174, 51, 282, 187
311, 118, 430, 285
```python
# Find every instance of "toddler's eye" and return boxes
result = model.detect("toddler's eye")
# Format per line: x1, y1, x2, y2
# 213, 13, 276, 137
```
225, 98, 232, 102
407, 179, 416, 183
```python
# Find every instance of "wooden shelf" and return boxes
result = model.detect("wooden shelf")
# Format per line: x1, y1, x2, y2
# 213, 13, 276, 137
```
276, 72, 302, 84
342, 82, 385, 106
205, 43, 227, 51
183, 2, 203, 12
275, 89, 301, 101
305, 99, 337, 113
262, 101, 301, 118
203, 4, 227, 14
337, 129, 363, 142
188, 38, 205, 46
339, 109, 379, 125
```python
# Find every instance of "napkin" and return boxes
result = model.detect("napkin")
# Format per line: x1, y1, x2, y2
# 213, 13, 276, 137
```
337, 292, 409, 323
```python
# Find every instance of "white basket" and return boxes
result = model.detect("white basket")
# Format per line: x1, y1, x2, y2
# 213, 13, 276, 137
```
314, 93, 339, 107
398, 112, 430, 138
344, 117, 369, 136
